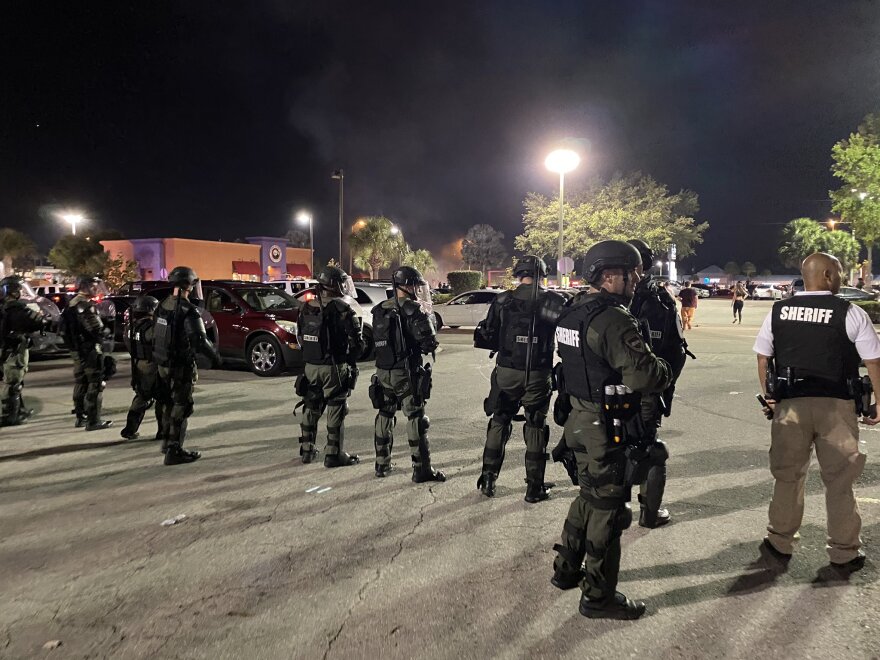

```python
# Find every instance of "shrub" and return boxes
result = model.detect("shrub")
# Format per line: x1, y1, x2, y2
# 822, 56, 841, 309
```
447, 270, 483, 293
432, 293, 455, 304
853, 300, 880, 323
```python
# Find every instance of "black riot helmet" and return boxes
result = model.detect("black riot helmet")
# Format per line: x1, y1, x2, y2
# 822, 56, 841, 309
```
392, 266, 427, 287
76, 275, 101, 292
131, 295, 159, 315
513, 255, 548, 279
0, 276, 23, 299
627, 239, 654, 272
317, 265, 348, 295
167, 266, 198, 287
584, 240, 643, 284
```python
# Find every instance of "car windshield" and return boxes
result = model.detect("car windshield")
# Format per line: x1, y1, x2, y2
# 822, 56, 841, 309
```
238, 287, 297, 311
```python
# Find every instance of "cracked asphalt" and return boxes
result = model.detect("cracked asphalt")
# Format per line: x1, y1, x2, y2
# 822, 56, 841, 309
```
2, 299, 879, 659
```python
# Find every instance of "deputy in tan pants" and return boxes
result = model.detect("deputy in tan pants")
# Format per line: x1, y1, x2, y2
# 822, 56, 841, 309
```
754, 253, 880, 574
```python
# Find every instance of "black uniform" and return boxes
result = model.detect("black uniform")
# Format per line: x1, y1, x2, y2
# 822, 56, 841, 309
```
63, 293, 111, 429
121, 314, 166, 440
475, 283, 566, 501
1, 298, 50, 425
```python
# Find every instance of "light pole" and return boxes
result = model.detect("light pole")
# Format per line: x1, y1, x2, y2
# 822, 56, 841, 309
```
331, 169, 344, 264
545, 149, 580, 287
60, 212, 84, 236
296, 211, 314, 277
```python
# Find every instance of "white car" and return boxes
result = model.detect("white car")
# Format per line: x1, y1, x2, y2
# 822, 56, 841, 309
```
265, 279, 319, 296
433, 289, 499, 329
353, 282, 393, 308
752, 284, 783, 300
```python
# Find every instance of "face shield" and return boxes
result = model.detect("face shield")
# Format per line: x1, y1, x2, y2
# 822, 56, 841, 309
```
340, 275, 356, 299
413, 283, 433, 316
190, 279, 205, 307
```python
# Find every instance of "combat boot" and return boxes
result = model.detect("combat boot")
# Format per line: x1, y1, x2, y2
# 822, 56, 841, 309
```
579, 592, 646, 620
324, 452, 359, 467
524, 481, 554, 504
120, 411, 143, 440
550, 566, 584, 591
2, 395, 22, 427
300, 445, 318, 464
639, 505, 671, 528
375, 463, 394, 478
413, 466, 446, 483
74, 414, 88, 428
164, 446, 201, 465
86, 420, 113, 431
477, 471, 497, 497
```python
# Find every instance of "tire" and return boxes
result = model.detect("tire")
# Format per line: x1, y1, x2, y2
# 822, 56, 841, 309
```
433, 313, 443, 330
247, 335, 284, 377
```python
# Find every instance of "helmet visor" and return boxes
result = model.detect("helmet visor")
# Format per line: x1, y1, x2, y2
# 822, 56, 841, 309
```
191, 280, 204, 304
340, 275, 356, 299
414, 283, 433, 316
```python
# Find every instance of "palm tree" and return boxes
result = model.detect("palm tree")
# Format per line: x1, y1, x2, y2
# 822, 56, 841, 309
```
402, 249, 437, 279
348, 216, 406, 280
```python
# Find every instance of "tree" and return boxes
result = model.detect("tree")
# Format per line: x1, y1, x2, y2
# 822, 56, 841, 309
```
348, 216, 407, 280
0, 229, 37, 275
723, 261, 741, 276
515, 172, 708, 264
101, 253, 140, 291
461, 224, 508, 275
401, 249, 437, 279
778, 218, 826, 268
818, 229, 860, 274
48, 235, 105, 275
741, 261, 757, 277
830, 113, 880, 275
760, 269, 773, 276
285, 228, 311, 249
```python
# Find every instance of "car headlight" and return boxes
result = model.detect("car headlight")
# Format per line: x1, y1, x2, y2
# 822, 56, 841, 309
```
26, 303, 41, 315
276, 320, 297, 335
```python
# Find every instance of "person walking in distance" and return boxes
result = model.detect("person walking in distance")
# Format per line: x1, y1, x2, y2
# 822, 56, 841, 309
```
678, 281, 698, 330
295, 266, 365, 467
732, 282, 747, 324
473, 256, 566, 503
754, 252, 880, 575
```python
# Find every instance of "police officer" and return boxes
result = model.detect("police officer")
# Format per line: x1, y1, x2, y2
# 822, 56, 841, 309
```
550, 240, 672, 620
152, 267, 222, 465
370, 266, 446, 482
296, 266, 365, 467
120, 296, 165, 440
64, 275, 113, 431
754, 252, 880, 573
474, 255, 565, 502
0, 276, 52, 426
626, 239, 689, 528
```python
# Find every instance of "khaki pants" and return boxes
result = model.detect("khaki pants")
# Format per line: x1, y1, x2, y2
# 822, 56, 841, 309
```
680, 306, 696, 330
767, 397, 865, 564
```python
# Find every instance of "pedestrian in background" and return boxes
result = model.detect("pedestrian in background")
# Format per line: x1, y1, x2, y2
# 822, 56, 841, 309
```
732, 282, 747, 324
678, 281, 698, 330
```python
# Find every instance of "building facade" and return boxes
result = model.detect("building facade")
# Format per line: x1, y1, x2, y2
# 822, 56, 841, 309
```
100, 236, 313, 282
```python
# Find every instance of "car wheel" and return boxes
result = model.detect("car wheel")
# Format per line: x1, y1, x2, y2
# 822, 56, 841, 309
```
433, 313, 443, 330
247, 335, 284, 377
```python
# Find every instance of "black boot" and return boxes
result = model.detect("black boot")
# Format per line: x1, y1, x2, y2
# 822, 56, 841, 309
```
164, 445, 201, 465
413, 466, 446, 483
524, 481, 553, 503
551, 566, 584, 590
300, 442, 318, 464
638, 493, 671, 528
477, 471, 497, 497
74, 413, 88, 428
86, 420, 113, 431
524, 425, 554, 503
323, 433, 359, 467
120, 410, 144, 440
579, 592, 646, 620
16, 394, 33, 423
375, 463, 394, 477
2, 394, 22, 427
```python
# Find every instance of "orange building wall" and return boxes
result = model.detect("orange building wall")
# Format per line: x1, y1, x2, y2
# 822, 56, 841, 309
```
101, 240, 136, 262
286, 247, 313, 272
163, 239, 261, 280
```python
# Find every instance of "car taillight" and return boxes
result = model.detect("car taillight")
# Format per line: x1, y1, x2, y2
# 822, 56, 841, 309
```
303, 292, 316, 302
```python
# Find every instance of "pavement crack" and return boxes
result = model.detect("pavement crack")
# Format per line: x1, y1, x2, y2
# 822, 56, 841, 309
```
323, 486, 438, 659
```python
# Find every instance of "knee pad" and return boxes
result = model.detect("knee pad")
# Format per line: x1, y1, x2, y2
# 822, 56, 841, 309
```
523, 402, 548, 428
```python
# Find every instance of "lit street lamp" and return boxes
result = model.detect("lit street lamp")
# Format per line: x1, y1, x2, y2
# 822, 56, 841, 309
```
545, 149, 580, 287
331, 169, 344, 264
59, 212, 85, 236
296, 211, 314, 277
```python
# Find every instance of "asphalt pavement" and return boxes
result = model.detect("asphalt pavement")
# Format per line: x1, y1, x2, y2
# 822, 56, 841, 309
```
1, 298, 879, 659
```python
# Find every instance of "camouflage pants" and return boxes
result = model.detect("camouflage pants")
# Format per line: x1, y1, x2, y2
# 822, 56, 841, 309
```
157, 362, 197, 450
2, 345, 29, 423
72, 349, 105, 423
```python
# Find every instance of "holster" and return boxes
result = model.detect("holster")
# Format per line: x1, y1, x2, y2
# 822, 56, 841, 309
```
417, 363, 433, 403
368, 374, 385, 410
294, 373, 310, 398
483, 369, 501, 416
348, 363, 359, 392
553, 392, 572, 426
102, 354, 118, 381
473, 320, 497, 351
850, 375, 873, 416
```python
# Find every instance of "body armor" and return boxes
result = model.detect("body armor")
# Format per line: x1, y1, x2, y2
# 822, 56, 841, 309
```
495, 290, 556, 371
630, 276, 686, 378
129, 317, 154, 361
298, 298, 357, 366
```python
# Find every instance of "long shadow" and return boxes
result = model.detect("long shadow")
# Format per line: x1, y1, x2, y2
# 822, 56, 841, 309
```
0, 440, 129, 462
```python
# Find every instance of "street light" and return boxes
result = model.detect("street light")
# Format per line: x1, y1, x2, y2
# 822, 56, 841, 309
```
59, 212, 85, 236
296, 211, 314, 277
545, 149, 580, 287
331, 169, 344, 264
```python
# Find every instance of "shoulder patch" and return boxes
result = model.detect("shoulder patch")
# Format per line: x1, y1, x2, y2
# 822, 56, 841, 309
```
623, 329, 646, 353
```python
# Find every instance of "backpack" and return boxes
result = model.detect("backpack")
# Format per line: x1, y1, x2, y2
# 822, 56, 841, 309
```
631, 278, 687, 377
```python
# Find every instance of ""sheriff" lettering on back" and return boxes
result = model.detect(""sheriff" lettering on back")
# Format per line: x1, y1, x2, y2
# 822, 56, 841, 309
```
556, 327, 580, 348
779, 306, 833, 324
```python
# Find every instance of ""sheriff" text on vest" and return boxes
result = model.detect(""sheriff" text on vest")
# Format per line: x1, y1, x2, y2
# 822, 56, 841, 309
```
779, 306, 834, 323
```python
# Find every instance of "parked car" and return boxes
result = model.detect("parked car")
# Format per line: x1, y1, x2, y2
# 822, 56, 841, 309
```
786, 278, 805, 298
265, 279, 319, 296
354, 282, 393, 308
690, 283, 712, 298
293, 287, 374, 360
433, 289, 499, 329
752, 284, 783, 300
837, 286, 877, 301
33, 284, 76, 311
657, 279, 682, 297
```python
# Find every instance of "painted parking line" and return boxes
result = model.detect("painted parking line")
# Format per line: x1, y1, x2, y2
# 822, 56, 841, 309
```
305, 486, 334, 494
305, 486, 320, 493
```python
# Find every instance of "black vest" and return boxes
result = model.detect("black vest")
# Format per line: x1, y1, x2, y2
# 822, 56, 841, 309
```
555, 293, 623, 402
152, 296, 196, 365
299, 302, 329, 365
372, 303, 405, 370
129, 317, 154, 361
495, 289, 556, 371
629, 276, 686, 379
771, 294, 860, 398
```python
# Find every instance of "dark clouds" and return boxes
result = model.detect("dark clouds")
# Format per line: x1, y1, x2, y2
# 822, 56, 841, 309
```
2, 1, 879, 270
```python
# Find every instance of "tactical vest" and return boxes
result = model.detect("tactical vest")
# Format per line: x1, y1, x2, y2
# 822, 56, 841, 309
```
60, 303, 86, 350
771, 294, 860, 398
299, 302, 330, 365
555, 295, 622, 403
495, 290, 555, 371
129, 317, 154, 361
630, 277, 686, 377
372, 302, 408, 370
152, 296, 194, 365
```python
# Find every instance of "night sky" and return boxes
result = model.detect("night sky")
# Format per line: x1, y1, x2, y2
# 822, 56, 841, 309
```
3, 1, 879, 273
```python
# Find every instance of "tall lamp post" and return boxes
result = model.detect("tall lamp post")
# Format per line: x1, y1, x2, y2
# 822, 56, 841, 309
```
296, 211, 314, 277
331, 169, 344, 264
544, 149, 580, 287
60, 212, 85, 236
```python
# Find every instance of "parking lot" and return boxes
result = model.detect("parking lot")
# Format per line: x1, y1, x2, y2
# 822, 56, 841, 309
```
1, 298, 879, 659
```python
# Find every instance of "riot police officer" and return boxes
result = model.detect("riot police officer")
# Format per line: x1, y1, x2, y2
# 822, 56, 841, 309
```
0, 276, 52, 426
296, 266, 365, 467
474, 255, 566, 503
369, 266, 445, 482
152, 267, 222, 465
120, 296, 165, 440
625, 239, 690, 528
551, 240, 672, 620
63, 275, 113, 430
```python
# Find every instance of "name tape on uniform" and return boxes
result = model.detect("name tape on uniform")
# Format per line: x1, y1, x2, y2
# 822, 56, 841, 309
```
778, 307, 834, 324
515, 336, 539, 344
303, 334, 319, 342
556, 327, 580, 348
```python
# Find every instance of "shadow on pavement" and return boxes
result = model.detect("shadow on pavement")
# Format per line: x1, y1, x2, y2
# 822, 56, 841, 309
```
0, 440, 128, 463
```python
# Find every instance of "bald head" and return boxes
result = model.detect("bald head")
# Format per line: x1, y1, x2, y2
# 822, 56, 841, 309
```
801, 252, 843, 294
